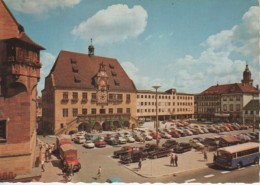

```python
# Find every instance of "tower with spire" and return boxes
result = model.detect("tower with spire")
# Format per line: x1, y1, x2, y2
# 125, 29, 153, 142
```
241, 64, 253, 86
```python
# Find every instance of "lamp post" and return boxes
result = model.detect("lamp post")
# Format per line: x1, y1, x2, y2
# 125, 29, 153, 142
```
152, 85, 161, 147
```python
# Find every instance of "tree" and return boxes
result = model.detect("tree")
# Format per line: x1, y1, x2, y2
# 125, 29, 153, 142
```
85, 118, 95, 133
118, 116, 125, 128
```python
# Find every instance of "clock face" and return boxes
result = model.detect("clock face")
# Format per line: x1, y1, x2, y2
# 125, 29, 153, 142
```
97, 91, 107, 104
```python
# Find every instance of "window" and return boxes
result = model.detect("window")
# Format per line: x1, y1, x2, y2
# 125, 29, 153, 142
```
91, 93, 96, 100
117, 108, 123, 113
72, 92, 78, 100
0, 120, 6, 140
126, 108, 131, 113
223, 104, 227, 111
230, 104, 233, 111
229, 96, 233, 101
91, 109, 96, 114
117, 94, 123, 101
60, 123, 64, 129
72, 108, 78, 117
236, 104, 240, 111
82, 108, 87, 115
82, 92, 87, 100
62, 109, 68, 117
223, 96, 227, 101
63, 92, 68, 99
109, 108, 113, 114
126, 94, 131, 103
100, 109, 106, 114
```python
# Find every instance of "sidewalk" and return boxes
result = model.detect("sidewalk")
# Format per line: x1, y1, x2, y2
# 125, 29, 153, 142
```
123, 149, 214, 178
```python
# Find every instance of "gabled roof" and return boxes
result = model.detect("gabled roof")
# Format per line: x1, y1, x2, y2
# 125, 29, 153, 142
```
200, 83, 260, 95
0, 0, 19, 39
47, 50, 137, 92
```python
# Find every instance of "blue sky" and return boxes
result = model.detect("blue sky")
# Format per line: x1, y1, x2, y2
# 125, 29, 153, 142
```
5, 0, 260, 95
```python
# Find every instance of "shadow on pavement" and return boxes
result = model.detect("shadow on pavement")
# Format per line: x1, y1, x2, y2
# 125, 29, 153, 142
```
51, 159, 63, 170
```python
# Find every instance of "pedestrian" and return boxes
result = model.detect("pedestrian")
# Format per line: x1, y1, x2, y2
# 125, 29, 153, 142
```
174, 154, 178, 167
213, 153, 217, 162
138, 159, 142, 169
204, 151, 208, 161
170, 153, 174, 166
96, 166, 101, 179
41, 159, 45, 172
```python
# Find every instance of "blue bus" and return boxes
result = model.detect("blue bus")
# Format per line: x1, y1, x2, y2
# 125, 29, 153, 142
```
214, 142, 260, 169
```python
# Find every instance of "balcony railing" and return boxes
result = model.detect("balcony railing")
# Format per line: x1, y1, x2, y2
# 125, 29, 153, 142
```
77, 113, 131, 123
81, 99, 88, 104
61, 98, 69, 104
71, 98, 78, 103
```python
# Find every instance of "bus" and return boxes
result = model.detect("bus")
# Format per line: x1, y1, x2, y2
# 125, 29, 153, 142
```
214, 142, 260, 169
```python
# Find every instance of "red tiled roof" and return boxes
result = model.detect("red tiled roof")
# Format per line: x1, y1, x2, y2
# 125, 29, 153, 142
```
200, 83, 260, 95
48, 50, 137, 92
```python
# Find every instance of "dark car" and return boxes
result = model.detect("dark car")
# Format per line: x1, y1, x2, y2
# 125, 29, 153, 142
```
162, 139, 178, 149
148, 147, 172, 159
174, 142, 192, 153
113, 146, 133, 158
104, 135, 119, 145
120, 150, 146, 164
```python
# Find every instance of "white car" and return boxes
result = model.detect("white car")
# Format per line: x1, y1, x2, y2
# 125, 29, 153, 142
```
189, 139, 204, 149
142, 133, 153, 141
83, 140, 95, 148
116, 136, 127, 144
74, 135, 86, 144
160, 132, 172, 139
125, 135, 135, 143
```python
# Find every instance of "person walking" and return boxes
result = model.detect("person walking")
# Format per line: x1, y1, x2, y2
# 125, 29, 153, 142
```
170, 153, 174, 166
174, 154, 178, 167
41, 159, 45, 172
138, 159, 142, 169
213, 152, 217, 162
204, 151, 208, 161
96, 166, 101, 179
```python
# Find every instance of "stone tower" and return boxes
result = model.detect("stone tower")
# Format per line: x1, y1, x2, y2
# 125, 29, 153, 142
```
241, 64, 253, 86
0, 0, 44, 181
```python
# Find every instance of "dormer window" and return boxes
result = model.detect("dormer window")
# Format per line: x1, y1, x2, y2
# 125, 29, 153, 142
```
72, 63, 79, 72
114, 79, 120, 86
111, 70, 117, 76
109, 64, 114, 69
74, 73, 81, 82
71, 58, 77, 64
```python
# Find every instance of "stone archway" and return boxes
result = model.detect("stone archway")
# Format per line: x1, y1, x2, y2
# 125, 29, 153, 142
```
124, 121, 130, 128
102, 121, 112, 131
113, 121, 120, 129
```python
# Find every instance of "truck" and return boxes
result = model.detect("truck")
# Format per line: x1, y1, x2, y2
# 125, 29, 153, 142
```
56, 137, 81, 172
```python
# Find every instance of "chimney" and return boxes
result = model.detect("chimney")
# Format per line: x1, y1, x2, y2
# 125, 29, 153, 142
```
256, 84, 259, 90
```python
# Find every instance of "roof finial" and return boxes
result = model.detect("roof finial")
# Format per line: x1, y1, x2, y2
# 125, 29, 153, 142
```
88, 38, 94, 56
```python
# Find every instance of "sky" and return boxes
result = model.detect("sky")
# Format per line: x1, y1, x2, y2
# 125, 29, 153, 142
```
4, 0, 260, 95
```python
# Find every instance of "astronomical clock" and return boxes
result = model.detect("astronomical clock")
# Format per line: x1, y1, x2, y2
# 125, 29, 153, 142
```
96, 62, 108, 104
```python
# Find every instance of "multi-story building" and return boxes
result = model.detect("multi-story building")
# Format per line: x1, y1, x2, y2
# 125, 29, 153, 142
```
243, 99, 260, 124
197, 65, 260, 122
137, 89, 194, 121
0, 0, 44, 181
42, 44, 137, 135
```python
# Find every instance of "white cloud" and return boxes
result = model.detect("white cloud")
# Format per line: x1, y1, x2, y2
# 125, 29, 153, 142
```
37, 51, 56, 95
6, 0, 81, 14
71, 4, 148, 45
145, 34, 153, 41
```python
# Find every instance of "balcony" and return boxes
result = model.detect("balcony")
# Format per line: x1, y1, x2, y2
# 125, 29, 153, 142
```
7, 56, 41, 68
77, 113, 131, 123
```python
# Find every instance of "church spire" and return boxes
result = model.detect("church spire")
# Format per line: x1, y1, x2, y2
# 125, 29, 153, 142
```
241, 64, 253, 86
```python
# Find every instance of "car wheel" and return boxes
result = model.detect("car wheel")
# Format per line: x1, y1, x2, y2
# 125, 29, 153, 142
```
254, 157, 259, 164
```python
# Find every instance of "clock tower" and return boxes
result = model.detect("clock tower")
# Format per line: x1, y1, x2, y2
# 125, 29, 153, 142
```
96, 62, 109, 104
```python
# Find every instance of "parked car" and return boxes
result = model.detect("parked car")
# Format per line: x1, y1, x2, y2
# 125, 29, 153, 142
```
189, 139, 204, 150
142, 133, 153, 141
94, 138, 106, 148
74, 135, 86, 144
133, 134, 145, 142
148, 147, 172, 159
113, 146, 133, 158
169, 130, 181, 138
160, 132, 172, 139
162, 139, 178, 149
174, 142, 192, 153
140, 144, 159, 153
150, 132, 162, 140
120, 150, 146, 164
104, 135, 119, 145
125, 135, 135, 143
115, 136, 127, 144
83, 140, 95, 148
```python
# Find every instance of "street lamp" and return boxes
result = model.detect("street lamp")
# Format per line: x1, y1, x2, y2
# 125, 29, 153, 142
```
152, 85, 161, 147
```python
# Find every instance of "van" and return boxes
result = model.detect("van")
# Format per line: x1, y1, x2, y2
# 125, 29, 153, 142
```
75, 135, 86, 144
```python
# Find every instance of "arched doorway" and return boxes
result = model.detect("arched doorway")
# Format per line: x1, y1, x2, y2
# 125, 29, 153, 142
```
124, 121, 130, 128
102, 121, 112, 131
113, 121, 120, 129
